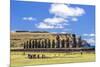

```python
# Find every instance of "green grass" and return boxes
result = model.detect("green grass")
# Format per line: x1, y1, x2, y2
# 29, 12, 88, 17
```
10, 51, 95, 67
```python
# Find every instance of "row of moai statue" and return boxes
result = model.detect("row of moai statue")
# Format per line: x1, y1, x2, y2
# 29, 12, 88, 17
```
23, 34, 82, 49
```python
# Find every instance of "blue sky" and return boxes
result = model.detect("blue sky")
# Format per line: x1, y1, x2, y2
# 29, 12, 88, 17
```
10, 0, 95, 45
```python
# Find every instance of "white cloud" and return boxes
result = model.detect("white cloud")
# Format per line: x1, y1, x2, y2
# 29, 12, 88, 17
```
51, 31, 67, 34
71, 18, 78, 21
36, 23, 54, 29
36, 17, 69, 29
54, 24, 64, 28
83, 34, 88, 36
83, 33, 95, 45
83, 33, 95, 37
61, 32, 67, 34
22, 17, 36, 21
36, 3, 85, 29
63, 28, 72, 31
50, 4, 85, 18
84, 38, 95, 46
51, 32, 57, 34
63, 23, 69, 25
11, 30, 15, 33
44, 17, 67, 25
37, 22, 65, 29
90, 33, 95, 37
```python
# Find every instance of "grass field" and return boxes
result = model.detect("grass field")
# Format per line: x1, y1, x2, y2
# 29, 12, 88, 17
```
10, 51, 95, 67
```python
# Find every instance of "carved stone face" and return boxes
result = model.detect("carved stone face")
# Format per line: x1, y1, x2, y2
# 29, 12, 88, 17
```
56, 35, 60, 40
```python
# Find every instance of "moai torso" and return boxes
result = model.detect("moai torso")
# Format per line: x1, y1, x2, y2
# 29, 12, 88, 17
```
56, 35, 61, 48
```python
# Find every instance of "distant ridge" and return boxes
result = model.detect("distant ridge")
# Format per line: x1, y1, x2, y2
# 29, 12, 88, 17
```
11, 31, 94, 48
15, 31, 29, 32
15, 31, 49, 33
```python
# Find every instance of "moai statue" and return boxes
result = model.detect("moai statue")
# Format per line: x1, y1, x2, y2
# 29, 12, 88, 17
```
32, 40, 35, 48
40, 40, 43, 48
34, 39, 38, 48
29, 40, 32, 48
37, 40, 39, 48
44, 39, 48, 48
26, 41, 29, 49
77, 36, 82, 48
61, 39, 65, 48
72, 34, 77, 48
52, 39, 56, 48
48, 39, 51, 48
40, 40, 42, 48
34, 40, 36, 48
56, 35, 60, 48
65, 34, 68, 48
43, 39, 45, 48
41, 40, 44, 48
38, 40, 41, 48
69, 40, 73, 48
65, 35, 70, 48
23, 42, 26, 49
